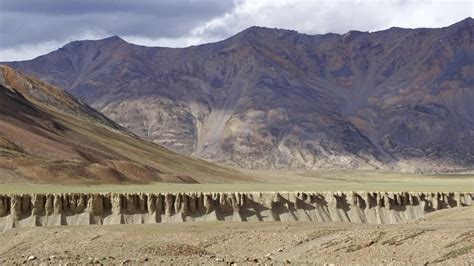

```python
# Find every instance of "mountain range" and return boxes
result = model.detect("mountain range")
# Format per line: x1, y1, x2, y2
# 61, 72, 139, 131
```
4, 17, 474, 173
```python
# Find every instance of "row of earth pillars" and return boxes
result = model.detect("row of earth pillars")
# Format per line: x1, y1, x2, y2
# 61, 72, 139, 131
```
0, 192, 472, 229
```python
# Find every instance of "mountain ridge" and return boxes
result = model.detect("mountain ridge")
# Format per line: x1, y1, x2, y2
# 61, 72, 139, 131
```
17, 16, 470, 53
4, 18, 474, 173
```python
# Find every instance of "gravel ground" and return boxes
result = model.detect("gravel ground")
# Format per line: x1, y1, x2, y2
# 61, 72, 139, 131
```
1, 207, 473, 265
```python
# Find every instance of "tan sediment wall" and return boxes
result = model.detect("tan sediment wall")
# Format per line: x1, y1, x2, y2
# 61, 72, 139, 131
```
0, 192, 472, 230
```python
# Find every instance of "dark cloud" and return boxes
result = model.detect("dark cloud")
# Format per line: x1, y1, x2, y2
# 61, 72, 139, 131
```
1, 0, 231, 16
0, 0, 235, 48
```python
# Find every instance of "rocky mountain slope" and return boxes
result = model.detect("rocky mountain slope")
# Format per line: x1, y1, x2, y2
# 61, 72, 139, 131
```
5, 18, 474, 172
0, 65, 250, 184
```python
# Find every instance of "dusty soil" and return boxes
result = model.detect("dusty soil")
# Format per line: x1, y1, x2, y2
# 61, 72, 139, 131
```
0, 207, 473, 265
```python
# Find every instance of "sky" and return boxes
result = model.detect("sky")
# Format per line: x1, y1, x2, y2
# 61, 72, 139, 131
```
0, 0, 472, 61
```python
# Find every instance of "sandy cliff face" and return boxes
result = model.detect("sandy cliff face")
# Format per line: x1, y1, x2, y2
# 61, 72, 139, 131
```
1, 191, 472, 230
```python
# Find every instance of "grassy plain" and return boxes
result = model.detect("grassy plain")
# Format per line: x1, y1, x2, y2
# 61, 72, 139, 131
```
1, 170, 472, 193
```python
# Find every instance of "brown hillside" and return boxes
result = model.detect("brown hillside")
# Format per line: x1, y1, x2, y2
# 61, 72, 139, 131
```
0, 65, 252, 184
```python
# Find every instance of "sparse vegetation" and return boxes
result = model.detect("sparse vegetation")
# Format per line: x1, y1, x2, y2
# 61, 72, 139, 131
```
1, 175, 474, 194
382, 230, 428, 246
432, 244, 474, 263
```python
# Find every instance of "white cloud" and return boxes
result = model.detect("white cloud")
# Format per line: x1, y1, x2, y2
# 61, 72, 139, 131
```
122, 35, 218, 48
0, 32, 106, 61
195, 0, 473, 38
0, 42, 61, 62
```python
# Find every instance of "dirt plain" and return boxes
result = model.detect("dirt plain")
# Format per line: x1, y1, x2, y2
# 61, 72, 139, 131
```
0, 206, 472, 265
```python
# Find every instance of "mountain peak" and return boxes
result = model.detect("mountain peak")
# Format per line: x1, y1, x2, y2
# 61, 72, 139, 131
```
241, 26, 298, 35
458, 17, 473, 23
228, 26, 300, 44
448, 16, 473, 28
60, 35, 128, 50
101, 35, 127, 43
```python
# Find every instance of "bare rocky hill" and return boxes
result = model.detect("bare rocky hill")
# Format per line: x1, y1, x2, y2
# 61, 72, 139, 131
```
0, 65, 250, 184
5, 18, 474, 172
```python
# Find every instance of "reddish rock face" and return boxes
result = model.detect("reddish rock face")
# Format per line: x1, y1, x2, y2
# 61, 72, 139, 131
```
5, 18, 474, 172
